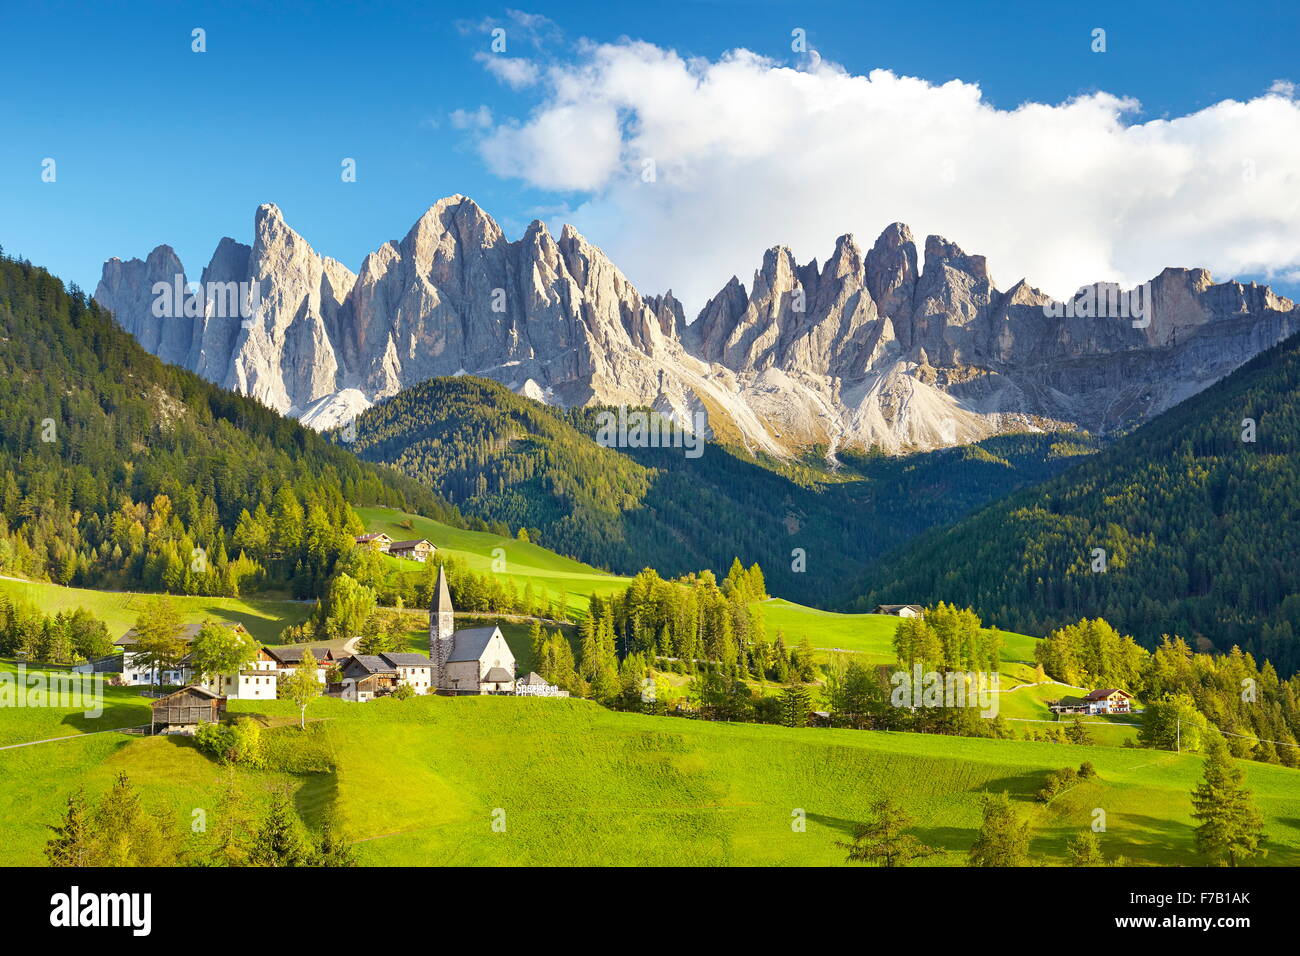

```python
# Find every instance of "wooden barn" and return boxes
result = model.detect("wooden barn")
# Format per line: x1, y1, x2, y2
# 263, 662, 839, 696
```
151, 685, 226, 735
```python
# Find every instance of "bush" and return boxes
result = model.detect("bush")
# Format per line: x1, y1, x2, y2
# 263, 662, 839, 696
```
195, 717, 264, 768
1036, 766, 1080, 802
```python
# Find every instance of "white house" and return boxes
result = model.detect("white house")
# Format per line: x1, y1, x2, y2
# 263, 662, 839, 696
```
114, 621, 249, 686
337, 652, 434, 701
205, 668, 279, 700
873, 604, 925, 618
355, 532, 392, 552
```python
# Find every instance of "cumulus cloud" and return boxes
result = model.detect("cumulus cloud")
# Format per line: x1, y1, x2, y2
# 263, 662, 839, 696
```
473, 41, 1300, 314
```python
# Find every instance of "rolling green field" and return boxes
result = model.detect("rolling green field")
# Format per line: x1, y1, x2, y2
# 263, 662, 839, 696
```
358, 506, 632, 618
759, 598, 1042, 681
0, 692, 1295, 867
0, 672, 153, 747
0, 577, 311, 644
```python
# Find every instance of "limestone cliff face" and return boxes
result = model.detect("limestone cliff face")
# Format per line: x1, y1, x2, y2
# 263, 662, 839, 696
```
95, 197, 1300, 453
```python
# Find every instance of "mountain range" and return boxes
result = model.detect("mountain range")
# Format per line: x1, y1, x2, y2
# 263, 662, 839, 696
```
94, 197, 1300, 456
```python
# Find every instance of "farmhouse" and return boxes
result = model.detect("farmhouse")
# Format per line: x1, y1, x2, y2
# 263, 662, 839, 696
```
355, 532, 392, 552
1049, 688, 1134, 716
204, 666, 278, 701
1082, 688, 1134, 714
873, 604, 925, 618
388, 538, 435, 562
263, 644, 334, 675
113, 621, 251, 686
338, 652, 435, 701
429, 566, 517, 694
151, 685, 225, 735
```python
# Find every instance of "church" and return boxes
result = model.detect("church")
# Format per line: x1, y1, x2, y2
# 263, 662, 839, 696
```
429, 566, 517, 694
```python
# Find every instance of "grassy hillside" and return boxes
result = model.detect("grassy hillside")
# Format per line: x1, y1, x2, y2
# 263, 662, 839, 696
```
0, 577, 310, 644
1, 692, 1295, 867
358, 505, 632, 619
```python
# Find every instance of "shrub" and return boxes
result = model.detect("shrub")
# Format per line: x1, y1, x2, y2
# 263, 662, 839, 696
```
195, 717, 264, 768
1036, 766, 1080, 802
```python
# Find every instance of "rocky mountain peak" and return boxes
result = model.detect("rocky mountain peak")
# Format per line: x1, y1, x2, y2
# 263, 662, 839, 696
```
94, 197, 1300, 458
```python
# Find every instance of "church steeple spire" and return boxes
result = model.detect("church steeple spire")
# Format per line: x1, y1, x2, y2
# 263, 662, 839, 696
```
431, 565, 455, 685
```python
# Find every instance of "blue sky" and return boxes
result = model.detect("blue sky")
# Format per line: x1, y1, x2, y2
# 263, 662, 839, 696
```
2, 0, 1299, 304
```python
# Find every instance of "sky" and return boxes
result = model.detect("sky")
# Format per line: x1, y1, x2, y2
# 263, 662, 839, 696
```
2, 0, 1299, 313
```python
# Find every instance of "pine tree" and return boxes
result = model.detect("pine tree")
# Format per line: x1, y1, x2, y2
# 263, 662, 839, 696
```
1190, 730, 1267, 866
248, 789, 307, 867
969, 792, 1031, 866
780, 683, 811, 728
312, 816, 357, 867
839, 796, 938, 866
45, 789, 94, 866
1066, 829, 1106, 866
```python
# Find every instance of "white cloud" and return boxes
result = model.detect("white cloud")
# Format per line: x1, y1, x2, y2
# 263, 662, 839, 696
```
449, 105, 494, 130
473, 41, 1300, 314
475, 52, 540, 90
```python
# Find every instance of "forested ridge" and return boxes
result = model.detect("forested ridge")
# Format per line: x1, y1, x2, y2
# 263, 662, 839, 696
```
856, 329, 1300, 675
339, 376, 1095, 605
0, 251, 463, 599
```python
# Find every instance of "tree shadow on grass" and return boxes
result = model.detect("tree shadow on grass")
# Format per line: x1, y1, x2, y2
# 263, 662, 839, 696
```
58, 701, 150, 735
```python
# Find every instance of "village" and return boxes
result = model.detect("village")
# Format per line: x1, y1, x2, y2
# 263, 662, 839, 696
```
75, 564, 568, 734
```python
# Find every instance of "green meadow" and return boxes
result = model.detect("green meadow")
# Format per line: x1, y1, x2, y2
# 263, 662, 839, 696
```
357, 506, 632, 618
0, 578, 311, 644
0, 692, 1296, 867
758, 598, 1042, 680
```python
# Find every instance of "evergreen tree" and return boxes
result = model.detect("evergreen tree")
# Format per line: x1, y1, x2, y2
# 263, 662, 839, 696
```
839, 796, 939, 867
248, 789, 308, 867
45, 789, 94, 866
969, 792, 1031, 867
1066, 829, 1106, 866
1190, 730, 1267, 866
780, 683, 811, 728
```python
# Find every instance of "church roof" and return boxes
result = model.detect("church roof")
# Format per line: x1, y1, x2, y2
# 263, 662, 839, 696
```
446, 626, 504, 663
433, 565, 453, 617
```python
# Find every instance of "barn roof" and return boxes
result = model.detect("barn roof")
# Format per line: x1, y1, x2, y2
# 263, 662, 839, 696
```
388, 539, 433, 550
264, 645, 333, 665
153, 684, 223, 703
345, 654, 397, 675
